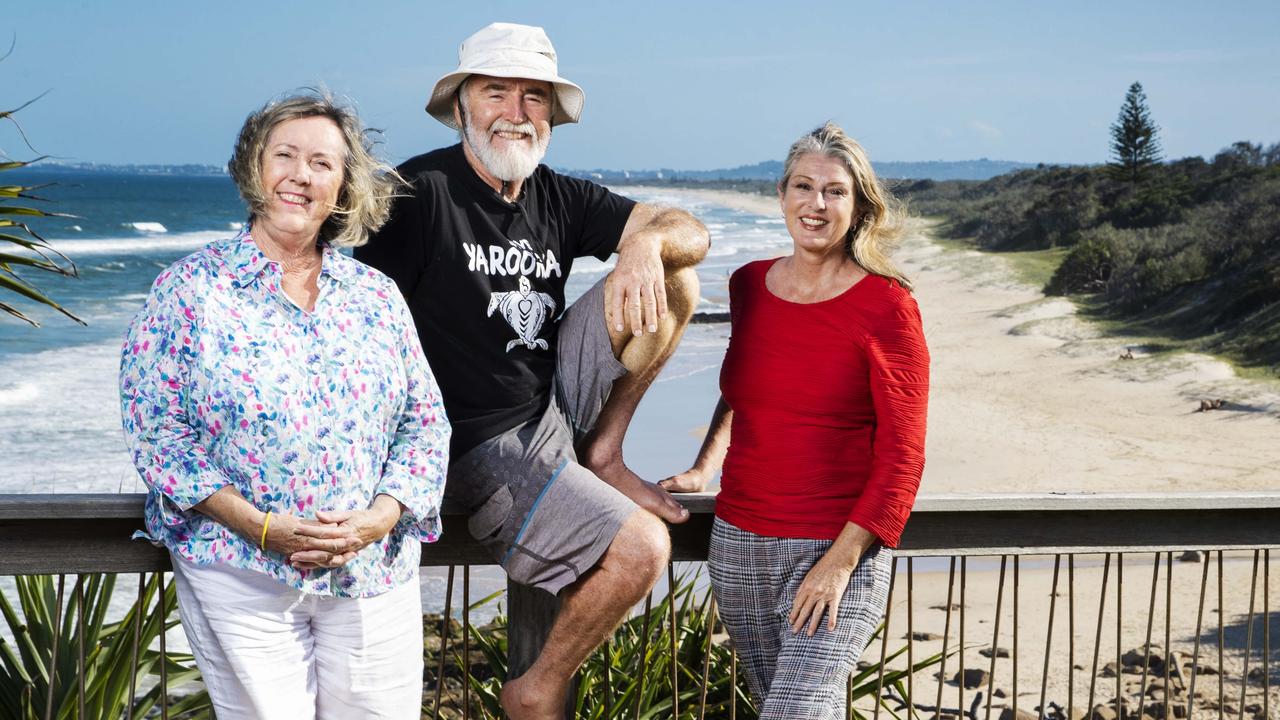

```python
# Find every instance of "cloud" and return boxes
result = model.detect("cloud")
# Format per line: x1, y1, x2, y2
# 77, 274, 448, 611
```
967, 120, 1002, 141
1118, 48, 1256, 65
904, 52, 1010, 68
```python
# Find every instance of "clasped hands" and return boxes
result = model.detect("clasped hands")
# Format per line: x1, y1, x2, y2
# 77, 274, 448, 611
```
259, 495, 403, 571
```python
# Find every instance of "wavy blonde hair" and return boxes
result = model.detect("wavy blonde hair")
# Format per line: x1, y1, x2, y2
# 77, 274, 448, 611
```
228, 90, 402, 248
779, 121, 911, 290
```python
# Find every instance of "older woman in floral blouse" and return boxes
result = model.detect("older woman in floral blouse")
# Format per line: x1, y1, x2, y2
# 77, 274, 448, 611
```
120, 92, 449, 719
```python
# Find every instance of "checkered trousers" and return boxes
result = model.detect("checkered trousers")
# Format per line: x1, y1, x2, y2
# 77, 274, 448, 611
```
708, 517, 893, 720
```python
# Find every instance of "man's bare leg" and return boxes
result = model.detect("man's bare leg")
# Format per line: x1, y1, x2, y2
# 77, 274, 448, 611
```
500, 510, 670, 719
580, 266, 699, 524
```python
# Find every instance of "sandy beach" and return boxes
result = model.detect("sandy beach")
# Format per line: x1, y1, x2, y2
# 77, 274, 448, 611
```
642, 187, 1280, 719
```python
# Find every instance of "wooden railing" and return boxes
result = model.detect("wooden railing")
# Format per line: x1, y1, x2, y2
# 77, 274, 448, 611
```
2, 492, 1278, 719
6, 492, 1279, 574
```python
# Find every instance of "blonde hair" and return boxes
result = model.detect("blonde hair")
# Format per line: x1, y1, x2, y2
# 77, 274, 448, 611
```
228, 90, 402, 248
779, 121, 911, 290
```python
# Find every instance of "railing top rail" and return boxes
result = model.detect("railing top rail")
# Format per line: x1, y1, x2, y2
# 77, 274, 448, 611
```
4, 491, 1279, 574
4, 490, 1280, 520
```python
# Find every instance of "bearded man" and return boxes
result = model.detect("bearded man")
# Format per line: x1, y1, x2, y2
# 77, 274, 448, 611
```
354, 22, 709, 720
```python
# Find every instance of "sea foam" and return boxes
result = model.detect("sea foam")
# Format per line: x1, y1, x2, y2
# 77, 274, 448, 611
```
125, 221, 168, 233
0, 382, 39, 406
47, 230, 228, 256
0, 343, 137, 493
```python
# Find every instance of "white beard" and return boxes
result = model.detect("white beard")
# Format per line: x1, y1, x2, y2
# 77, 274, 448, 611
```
464, 117, 550, 182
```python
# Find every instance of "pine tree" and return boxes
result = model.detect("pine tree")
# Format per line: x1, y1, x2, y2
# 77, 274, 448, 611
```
1109, 82, 1163, 181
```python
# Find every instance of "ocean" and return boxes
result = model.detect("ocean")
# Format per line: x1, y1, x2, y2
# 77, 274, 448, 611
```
0, 171, 794, 619
0, 171, 791, 495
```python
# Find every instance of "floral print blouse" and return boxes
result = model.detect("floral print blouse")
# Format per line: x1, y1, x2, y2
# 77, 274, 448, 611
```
120, 228, 450, 597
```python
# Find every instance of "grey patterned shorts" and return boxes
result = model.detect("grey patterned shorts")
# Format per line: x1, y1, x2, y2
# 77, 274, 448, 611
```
708, 516, 893, 720
444, 278, 638, 595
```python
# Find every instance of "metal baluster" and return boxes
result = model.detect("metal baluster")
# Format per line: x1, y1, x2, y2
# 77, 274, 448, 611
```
634, 591, 654, 720
907, 557, 915, 714
1012, 556, 1019, 720
846, 674, 854, 720
958, 557, 966, 720
126, 573, 145, 720
1115, 553, 1123, 714
933, 558, 957, 717
1237, 551, 1260, 720
1187, 554, 1211, 720
1137, 553, 1161, 720
1068, 555, 1075, 720
669, 563, 679, 719
604, 634, 614, 720
729, 640, 737, 720
1217, 551, 1224, 720
45, 574, 66, 720
1163, 552, 1172, 720
871, 561, 898, 720
462, 565, 470, 720
75, 577, 86, 719
431, 566, 455, 720
1264, 550, 1270, 720
1086, 554, 1111, 719
1038, 555, 1061, 720
697, 595, 717, 720
159, 571, 168, 720
984, 556, 1008, 720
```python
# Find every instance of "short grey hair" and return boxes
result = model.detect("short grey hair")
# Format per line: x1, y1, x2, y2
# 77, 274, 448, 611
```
228, 90, 401, 248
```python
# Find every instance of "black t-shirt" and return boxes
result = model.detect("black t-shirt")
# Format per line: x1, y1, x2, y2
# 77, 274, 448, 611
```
355, 144, 636, 455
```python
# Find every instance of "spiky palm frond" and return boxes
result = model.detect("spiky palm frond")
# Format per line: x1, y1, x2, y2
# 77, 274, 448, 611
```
2, 83, 82, 326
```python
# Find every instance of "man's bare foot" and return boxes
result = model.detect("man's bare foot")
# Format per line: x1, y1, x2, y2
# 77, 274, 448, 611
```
584, 450, 690, 524
501, 674, 566, 720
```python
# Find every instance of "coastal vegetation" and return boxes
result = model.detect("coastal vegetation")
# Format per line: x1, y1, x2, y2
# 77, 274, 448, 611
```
1108, 82, 1163, 183
1, 48, 81, 327
897, 139, 1280, 369
0, 572, 946, 719
0, 574, 209, 719
901, 84, 1278, 370
441, 574, 944, 719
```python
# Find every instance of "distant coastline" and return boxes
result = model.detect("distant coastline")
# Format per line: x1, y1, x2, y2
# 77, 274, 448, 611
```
19, 162, 228, 177
566, 157, 1038, 183
19, 158, 1037, 182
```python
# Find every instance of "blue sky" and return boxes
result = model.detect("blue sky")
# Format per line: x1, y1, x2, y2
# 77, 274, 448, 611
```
4, 1, 1278, 169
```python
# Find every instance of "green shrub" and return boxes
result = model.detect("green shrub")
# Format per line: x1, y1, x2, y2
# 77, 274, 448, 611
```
1047, 227, 1119, 295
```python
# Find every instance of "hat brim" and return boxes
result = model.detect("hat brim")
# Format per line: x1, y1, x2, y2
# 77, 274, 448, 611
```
426, 69, 584, 130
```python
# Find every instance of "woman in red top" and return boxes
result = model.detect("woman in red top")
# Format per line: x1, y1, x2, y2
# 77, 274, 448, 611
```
663, 122, 929, 719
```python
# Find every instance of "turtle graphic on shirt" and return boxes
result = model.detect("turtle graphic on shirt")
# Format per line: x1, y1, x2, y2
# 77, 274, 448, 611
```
488, 275, 556, 352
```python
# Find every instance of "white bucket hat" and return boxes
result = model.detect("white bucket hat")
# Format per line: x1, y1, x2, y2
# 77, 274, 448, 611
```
426, 22, 585, 130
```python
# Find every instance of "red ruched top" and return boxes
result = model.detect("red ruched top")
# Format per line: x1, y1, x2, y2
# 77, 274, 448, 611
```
715, 259, 930, 546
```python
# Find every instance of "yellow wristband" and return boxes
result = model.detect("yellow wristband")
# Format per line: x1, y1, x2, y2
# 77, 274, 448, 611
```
260, 511, 272, 550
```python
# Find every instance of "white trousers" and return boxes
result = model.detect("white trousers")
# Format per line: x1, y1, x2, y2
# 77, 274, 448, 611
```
170, 555, 424, 720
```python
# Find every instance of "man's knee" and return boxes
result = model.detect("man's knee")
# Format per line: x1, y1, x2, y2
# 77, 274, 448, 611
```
602, 510, 670, 585
664, 266, 699, 324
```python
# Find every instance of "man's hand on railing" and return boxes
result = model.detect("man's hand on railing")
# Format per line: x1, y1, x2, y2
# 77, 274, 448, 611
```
658, 467, 712, 493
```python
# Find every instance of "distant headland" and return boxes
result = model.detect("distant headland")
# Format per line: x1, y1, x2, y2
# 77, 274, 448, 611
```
19, 158, 1036, 182
18, 162, 228, 177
